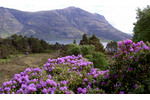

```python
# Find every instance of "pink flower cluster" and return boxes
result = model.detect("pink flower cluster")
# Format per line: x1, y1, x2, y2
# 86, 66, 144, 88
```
117, 39, 150, 57
0, 54, 109, 94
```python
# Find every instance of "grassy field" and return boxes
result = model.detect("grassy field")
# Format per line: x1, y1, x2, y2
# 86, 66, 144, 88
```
0, 51, 60, 86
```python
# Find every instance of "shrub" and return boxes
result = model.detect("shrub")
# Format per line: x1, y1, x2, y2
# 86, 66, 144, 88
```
0, 54, 109, 94
92, 52, 108, 70
81, 45, 95, 56
106, 39, 150, 94
84, 54, 93, 62
67, 44, 82, 56
0, 45, 10, 59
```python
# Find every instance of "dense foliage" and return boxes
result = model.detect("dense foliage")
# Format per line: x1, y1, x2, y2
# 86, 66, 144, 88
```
0, 34, 67, 59
106, 41, 117, 55
105, 39, 150, 93
133, 5, 150, 42
79, 34, 105, 53
79, 33, 89, 45
64, 44, 108, 70
0, 55, 109, 94
0, 39, 150, 94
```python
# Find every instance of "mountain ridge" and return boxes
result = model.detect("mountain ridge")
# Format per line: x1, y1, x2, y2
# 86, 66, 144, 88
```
0, 6, 131, 41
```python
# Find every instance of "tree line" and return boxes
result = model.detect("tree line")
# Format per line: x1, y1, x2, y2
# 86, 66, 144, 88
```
0, 34, 65, 59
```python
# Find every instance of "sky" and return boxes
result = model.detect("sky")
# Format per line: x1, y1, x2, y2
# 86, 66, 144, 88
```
0, 0, 149, 34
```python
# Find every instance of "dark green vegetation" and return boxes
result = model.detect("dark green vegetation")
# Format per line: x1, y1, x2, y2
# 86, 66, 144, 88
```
79, 33, 105, 53
0, 39, 150, 94
0, 34, 65, 59
133, 5, 150, 42
62, 34, 108, 70
106, 40, 150, 93
106, 41, 118, 55
0, 6, 131, 41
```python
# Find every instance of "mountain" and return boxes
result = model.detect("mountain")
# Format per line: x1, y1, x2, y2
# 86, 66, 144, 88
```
0, 6, 131, 41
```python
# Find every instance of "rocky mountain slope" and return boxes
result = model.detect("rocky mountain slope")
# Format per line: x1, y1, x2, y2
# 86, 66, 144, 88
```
0, 6, 131, 41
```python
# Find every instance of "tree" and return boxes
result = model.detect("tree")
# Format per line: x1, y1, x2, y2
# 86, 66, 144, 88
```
40, 39, 50, 50
28, 36, 43, 53
0, 44, 9, 59
73, 39, 77, 44
106, 41, 117, 55
79, 33, 89, 45
89, 34, 105, 53
133, 5, 150, 42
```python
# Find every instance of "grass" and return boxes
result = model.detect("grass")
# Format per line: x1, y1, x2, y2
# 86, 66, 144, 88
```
0, 54, 25, 63
0, 51, 60, 86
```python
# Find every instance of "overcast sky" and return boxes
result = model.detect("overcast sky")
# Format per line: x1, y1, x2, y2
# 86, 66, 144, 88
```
0, 0, 149, 34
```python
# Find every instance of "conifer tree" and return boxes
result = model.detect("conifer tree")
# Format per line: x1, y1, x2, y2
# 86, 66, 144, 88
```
73, 39, 77, 44
79, 33, 89, 45
89, 34, 105, 53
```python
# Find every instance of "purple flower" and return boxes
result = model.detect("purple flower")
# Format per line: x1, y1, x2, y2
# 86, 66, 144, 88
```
48, 75, 51, 79
14, 74, 21, 78
12, 86, 16, 88
60, 87, 64, 91
72, 67, 77, 70
4, 87, 11, 92
63, 86, 68, 90
129, 48, 134, 52
17, 89, 23, 94
78, 54, 82, 59
42, 88, 48, 94
87, 85, 91, 89
133, 84, 137, 89
77, 87, 82, 93
129, 56, 133, 59
21, 84, 27, 89
51, 90, 54, 94
11, 92, 15, 94
114, 84, 118, 87
101, 82, 105, 85
123, 40, 128, 45
48, 58, 52, 63
88, 82, 91, 85
82, 88, 87, 94
132, 43, 136, 47
27, 83, 37, 92
115, 54, 119, 58
13, 81, 17, 84
119, 91, 124, 94
27, 87, 37, 93
118, 41, 122, 46
137, 42, 141, 46
83, 78, 88, 81
114, 75, 117, 79
32, 79, 38, 83
65, 91, 70, 94
82, 82, 85, 85
105, 74, 109, 78
143, 45, 149, 50
46, 79, 53, 85
57, 83, 60, 87
93, 74, 99, 78
25, 68, 31, 72
60, 81, 67, 85
3, 82, 7, 87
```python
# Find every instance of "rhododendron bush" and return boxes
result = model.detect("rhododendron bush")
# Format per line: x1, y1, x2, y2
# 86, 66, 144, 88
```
105, 40, 150, 94
0, 39, 150, 94
0, 55, 109, 94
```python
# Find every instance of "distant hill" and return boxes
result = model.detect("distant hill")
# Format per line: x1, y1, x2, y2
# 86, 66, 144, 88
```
0, 6, 131, 41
